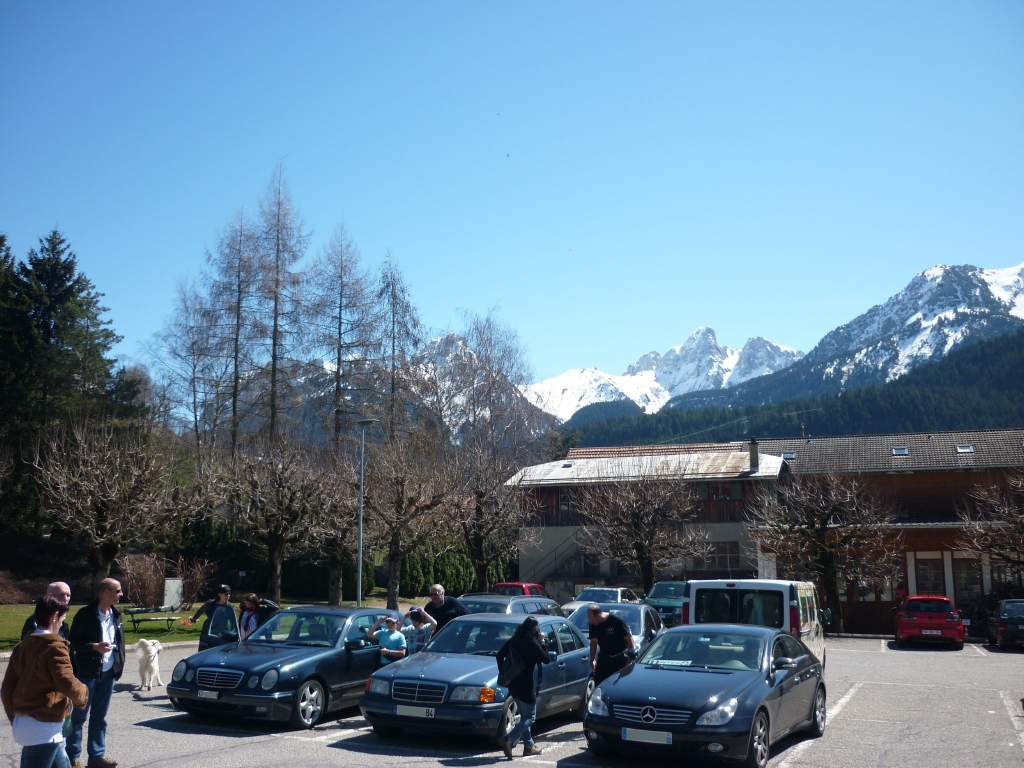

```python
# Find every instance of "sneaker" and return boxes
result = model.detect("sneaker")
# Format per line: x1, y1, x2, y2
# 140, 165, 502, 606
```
87, 759, 118, 768
71, 762, 84, 768
522, 745, 543, 756
500, 737, 515, 760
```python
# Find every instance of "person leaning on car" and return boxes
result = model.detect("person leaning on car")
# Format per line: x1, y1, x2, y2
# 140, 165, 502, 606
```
3, 594, 89, 768
181, 584, 232, 627
366, 616, 406, 664
587, 604, 634, 685
423, 584, 467, 631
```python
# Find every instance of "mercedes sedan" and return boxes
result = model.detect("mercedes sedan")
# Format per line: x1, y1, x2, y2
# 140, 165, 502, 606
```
583, 624, 826, 768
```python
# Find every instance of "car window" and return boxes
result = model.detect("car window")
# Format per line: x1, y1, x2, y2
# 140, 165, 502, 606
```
541, 625, 558, 654
555, 622, 582, 652
490, 585, 521, 596
577, 588, 618, 602
648, 583, 685, 599
540, 601, 561, 616
528, 586, 540, 596
694, 588, 784, 629
344, 614, 377, 645
772, 638, 788, 663
512, 602, 528, 613
424, 621, 517, 655
645, 608, 662, 635
905, 599, 953, 613
462, 599, 512, 614
781, 635, 804, 658
1000, 602, 1024, 618
642, 630, 763, 671
624, 590, 639, 602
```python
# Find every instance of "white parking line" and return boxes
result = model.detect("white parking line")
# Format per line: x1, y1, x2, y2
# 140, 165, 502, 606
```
971, 644, 986, 656
1000, 691, 1024, 753
880, 638, 887, 653
776, 682, 863, 768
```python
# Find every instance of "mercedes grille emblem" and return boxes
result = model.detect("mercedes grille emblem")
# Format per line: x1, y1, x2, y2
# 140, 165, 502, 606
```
640, 706, 657, 723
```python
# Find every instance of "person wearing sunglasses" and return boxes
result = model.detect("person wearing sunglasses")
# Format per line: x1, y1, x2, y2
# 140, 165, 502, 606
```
181, 585, 232, 627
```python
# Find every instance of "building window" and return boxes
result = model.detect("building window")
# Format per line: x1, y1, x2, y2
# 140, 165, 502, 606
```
697, 541, 741, 572
558, 487, 574, 513
915, 558, 944, 595
953, 559, 981, 605
991, 561, 1023, 588
706, 483, 740, 501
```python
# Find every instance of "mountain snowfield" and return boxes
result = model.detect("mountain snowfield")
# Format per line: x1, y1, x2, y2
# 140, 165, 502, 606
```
522, 261, 1024, 422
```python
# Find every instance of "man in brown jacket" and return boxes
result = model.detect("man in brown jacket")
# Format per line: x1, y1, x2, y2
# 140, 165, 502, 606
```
2, 594, 88, 768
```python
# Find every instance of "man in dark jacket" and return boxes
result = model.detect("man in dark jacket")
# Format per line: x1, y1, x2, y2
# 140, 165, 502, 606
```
67, 578, 125, 768
587, 604, 635, 685
20, 582, 77, 676
496, 617, 552, 759
423, 584, 467, 631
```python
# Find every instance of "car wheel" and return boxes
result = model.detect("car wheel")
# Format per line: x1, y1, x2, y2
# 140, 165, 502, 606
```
493, 698, 521, 747
988, 633, 997, 647
741, 710, 770, 768
953, 640, 964, 651
998, 634, 1011, 651
569, 679, 596, 719
290, 679, 326, 729
895, 632, 906, 649
372, 722, 403, 738
807, 686, 826, 737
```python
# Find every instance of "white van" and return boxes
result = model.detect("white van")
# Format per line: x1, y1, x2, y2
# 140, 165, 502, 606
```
681, 579, 828, 668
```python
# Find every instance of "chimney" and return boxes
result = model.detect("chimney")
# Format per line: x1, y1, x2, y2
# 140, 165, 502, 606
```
749, 436, 759, 473
801, 424, 805, 437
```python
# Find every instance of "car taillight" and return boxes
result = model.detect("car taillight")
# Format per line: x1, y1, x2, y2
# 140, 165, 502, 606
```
790, 605, 800, 638
945, 615, 961, 623
365, 678, 371, 693
999, 622, 1007, 631
682, 603, 689, 624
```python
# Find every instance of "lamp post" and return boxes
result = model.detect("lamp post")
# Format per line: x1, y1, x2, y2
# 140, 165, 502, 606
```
356, 418, 379, 607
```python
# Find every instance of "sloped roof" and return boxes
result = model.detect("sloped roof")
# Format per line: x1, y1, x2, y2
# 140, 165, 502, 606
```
508, 450, 783, 487
565, 428, 1024, 475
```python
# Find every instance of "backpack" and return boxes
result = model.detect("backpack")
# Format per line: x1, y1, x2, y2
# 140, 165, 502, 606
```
497, 644, 526, 688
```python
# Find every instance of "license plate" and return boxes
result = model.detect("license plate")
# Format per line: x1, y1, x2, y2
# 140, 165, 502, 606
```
622, 728, 672, 745
198, 690, 218, 699
921, 629, 942, 635
395, 705, 435, 718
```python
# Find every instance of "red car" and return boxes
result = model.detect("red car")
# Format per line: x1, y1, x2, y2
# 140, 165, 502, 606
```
490, 582, 550, 598
894, 595, 964, 650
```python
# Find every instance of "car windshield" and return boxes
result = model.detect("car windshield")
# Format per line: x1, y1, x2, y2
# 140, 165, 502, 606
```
577, 588, 618, 602
905, 599, 953, 613
245, 611, 343, 646
648, 583, 685, 599
460, 599, 510, 614
568, 605, 641, 635
490, 585, 523, 596
1000, 602, 1024, 618
423, 620, 518, 655
641, 630, 765, 671
693, 588, 784, 628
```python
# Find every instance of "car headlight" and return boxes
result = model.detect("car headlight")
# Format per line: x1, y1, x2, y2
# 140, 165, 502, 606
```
248, 676, 259, 689
369, 678, 390, 696
696, 697, 738, 726
450, 686, 496, 703
185, 669, 194, 682
261, 669, 279, 690
587, 688, 609, 717
172, 661, 186, 682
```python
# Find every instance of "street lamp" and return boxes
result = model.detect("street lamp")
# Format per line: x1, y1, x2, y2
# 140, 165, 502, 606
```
356, 418, 379, 607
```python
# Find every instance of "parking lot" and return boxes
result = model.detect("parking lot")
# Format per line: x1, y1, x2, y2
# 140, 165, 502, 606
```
2, 637, 1023, 768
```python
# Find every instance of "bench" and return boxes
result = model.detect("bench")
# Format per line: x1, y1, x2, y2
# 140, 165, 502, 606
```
123, 606, 181, 633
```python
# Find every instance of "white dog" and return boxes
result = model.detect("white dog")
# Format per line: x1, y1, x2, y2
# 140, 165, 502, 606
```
135, 639, 164, 691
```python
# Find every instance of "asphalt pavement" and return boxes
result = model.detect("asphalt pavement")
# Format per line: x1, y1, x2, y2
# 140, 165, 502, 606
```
2, 637, 1023, 768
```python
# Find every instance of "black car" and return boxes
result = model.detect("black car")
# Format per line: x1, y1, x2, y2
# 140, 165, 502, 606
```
584, 624, 826, 768
457, 594, 562, 616
988, 599, 1024, 649
167, 606, 400, 728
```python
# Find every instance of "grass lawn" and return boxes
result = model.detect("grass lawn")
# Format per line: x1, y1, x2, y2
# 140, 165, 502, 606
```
1, 589, 424, 651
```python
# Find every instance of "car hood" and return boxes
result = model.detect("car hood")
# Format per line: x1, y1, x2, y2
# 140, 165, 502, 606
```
372, 652, 500, 687
562, 601, 588, 613
186, 641, 335, 673
644, 598, 681, 608
601, 662, 759, 710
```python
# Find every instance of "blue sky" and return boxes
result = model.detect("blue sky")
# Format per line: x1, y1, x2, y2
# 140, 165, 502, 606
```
1, 3, 1022, 380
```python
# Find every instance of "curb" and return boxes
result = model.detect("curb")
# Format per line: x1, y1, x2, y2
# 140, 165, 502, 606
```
0, 639, 197, 662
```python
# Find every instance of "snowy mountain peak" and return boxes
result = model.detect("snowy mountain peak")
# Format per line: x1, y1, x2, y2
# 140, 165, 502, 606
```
624, 351, 661, 376
729, 337, 804, 386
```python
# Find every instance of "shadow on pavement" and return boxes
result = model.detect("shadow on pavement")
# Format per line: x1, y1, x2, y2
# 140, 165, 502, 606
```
134, 712, 287, 738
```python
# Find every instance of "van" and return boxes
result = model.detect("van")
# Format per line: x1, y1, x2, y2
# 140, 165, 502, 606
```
681, 579, 828, 668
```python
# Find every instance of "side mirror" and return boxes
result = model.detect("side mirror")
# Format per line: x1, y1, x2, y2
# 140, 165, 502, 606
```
218, 631, 239, 642
773, 657, 798, 671
548, 650, 558, 662
890, 606, 899, 614
345, 638, 368, 651
820, 608, 832, 625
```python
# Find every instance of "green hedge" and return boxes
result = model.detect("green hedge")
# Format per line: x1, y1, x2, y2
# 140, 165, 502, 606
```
399, 552, 515, 598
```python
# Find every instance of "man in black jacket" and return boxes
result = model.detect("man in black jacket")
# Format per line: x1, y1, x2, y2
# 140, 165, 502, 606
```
21, 582, 78, 677
423, 584, 467, 631
67, 578, 125, 768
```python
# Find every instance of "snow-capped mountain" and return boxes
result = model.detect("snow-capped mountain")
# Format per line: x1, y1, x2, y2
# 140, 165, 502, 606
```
524, 262, 1024, 422
522, 331, 802, 422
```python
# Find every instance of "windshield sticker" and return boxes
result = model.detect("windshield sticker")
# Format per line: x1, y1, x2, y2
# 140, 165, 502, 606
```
653, 659, 692, 666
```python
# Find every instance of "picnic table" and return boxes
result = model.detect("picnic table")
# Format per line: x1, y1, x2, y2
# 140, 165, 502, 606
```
123, 605, 181, 632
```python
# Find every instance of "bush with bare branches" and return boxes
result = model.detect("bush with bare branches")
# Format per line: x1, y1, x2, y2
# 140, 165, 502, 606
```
115, 553, 166, 607
958, 471, 1024, 576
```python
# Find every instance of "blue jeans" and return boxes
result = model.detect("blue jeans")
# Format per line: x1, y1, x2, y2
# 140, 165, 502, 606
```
67, 669, 115, 762
506, 699, 538, 748
21, 741, 71, 768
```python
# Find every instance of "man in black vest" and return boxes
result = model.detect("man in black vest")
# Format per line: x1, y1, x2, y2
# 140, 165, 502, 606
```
67, 578, 125, 768
588, 604, 635, 685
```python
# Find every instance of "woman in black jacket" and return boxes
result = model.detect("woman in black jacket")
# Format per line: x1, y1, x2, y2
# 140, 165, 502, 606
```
495, 617, 551, 760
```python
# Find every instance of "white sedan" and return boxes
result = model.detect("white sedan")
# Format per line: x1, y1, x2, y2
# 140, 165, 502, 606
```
562, 586, 641, 617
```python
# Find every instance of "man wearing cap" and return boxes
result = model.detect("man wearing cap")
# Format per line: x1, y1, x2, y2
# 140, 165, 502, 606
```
367, 616, 406, 664
182, 584, 232, 627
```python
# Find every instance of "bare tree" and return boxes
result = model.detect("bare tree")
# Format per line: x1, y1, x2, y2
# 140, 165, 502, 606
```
374, 255, 420, 441
575, 458, 711, 594
255, 166, 310, 443
233, 440, 333, 603
958, 472, 1024, 577
205, 209, 259, 460
745, 473, 903, 632
306, 224, 376, 451
303, 452, 360, 606
34, 420, 211, 593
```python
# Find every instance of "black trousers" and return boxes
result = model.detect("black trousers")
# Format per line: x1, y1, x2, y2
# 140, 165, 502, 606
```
594, 654, 628, 685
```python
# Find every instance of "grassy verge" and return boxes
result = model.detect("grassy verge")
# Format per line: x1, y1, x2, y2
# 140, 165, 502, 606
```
1, 589, 425, 651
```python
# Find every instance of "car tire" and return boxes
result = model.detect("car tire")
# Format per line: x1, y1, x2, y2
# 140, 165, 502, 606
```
895, 632, 906, 649
371, 722, 403, 738
493, 698, 521, 747
741, 710, 770, 768
290, 679, 326, 729
998, 634, 1011, 651
988, 633, 997, 647
953, 640, 964, 651
807, 686, 826, 738
569, 679, 596, 720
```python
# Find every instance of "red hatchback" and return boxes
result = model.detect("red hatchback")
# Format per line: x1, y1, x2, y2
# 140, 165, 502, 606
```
894, 595, 964, 650
490, 582, 550, 598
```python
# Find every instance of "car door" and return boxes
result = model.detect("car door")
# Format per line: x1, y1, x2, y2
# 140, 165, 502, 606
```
782, 634, 817, 727
554, 621, 590, 708
337, 613, 382, 703
769, 635, 802, 733
198, 604, 239, 650
536, 623, 565, 714
641, 607, 661, 651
